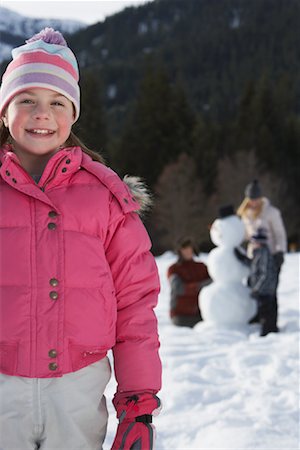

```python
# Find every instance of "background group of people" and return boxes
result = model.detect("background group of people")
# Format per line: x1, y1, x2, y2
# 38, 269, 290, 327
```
167, 179, 287, 337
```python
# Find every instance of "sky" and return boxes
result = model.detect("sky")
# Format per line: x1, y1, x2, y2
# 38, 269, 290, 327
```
103, 251, 299, 449
1, 0, 153, 24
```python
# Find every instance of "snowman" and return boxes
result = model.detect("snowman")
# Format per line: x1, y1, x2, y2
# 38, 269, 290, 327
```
200, 205, 257, 326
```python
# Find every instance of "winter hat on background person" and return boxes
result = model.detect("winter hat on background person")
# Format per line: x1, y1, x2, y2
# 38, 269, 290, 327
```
244, 179, 262, 199
250, 227, 268, 243
0, 27, 80, 121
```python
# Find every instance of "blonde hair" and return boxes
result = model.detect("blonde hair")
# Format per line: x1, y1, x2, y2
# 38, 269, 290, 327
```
0, 119, 106, 165
237, 197, 263, 219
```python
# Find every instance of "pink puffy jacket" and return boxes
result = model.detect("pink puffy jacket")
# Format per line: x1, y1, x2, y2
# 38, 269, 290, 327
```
0, 145, 161, 394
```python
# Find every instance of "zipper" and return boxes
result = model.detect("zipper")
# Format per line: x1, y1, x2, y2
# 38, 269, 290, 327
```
32, 378, 44, 438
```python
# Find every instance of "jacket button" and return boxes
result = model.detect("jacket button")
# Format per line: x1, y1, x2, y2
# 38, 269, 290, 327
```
62, 167, 67, 173
6, 170, 10, 176
49, 278, 59, 287
48, 223, 56, 230
48, 349, 57, 358
123, 198, 129, 204
48, 211, 57, 218
49, 362, 58, 371
66, 159, 71, 164
49, 291, 58, 300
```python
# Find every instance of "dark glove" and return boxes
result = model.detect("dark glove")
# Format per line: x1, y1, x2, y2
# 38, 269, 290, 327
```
273, 251, 284, 270
234, 247, 251, 266
111, 392, 161, 450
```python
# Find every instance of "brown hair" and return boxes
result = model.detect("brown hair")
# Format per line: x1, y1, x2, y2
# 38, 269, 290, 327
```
0, 119, 106, 165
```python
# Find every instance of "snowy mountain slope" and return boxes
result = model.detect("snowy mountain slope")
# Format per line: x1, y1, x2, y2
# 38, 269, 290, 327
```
104, 252, 299, 449
0, 6, 85, 63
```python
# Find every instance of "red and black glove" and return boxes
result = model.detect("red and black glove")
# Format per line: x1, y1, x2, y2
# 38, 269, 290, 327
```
111, 392, 161, 450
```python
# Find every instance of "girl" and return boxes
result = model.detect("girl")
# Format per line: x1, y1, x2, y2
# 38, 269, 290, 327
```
0, 28, 161, 450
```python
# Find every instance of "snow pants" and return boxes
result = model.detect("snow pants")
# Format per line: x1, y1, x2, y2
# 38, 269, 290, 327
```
0, 357, 111, 450
258, 295, 278, 336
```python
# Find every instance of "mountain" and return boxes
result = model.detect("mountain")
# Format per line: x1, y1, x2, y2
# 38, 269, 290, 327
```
0, 6, 86, 62
66, 0, 300, 121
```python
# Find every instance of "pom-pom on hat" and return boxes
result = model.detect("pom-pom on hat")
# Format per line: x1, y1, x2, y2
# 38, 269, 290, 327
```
0, 27, 80, 121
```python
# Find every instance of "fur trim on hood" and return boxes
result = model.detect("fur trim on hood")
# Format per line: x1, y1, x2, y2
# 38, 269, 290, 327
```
123, 175, 153, 216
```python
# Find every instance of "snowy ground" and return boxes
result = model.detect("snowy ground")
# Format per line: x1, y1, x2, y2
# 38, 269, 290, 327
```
104, 252, 299, 450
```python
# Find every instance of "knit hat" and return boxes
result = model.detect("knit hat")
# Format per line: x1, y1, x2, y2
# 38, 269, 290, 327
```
251, 227, 268, 243
244, 179, 262, 199
0, 28, 80, 121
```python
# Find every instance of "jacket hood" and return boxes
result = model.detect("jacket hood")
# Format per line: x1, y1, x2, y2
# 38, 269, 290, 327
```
123, 175, 153, 216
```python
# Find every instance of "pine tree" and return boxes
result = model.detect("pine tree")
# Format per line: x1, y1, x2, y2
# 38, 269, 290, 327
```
112, 68, 195, 186
74, 70, 107, 157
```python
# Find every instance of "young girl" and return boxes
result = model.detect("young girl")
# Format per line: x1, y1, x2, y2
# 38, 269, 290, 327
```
0, 28, 161, 450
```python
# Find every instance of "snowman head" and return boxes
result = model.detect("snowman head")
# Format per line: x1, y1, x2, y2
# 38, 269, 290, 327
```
210, 209, 246, 248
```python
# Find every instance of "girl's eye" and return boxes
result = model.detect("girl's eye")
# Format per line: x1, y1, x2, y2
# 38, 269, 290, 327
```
20, 99, 34, 104
52, 101, 65, 106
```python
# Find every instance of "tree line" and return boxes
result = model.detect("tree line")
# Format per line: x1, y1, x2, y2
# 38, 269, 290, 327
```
74, 67, 300, 254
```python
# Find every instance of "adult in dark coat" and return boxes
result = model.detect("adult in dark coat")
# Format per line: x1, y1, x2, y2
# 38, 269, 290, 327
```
167, 238, 211, 328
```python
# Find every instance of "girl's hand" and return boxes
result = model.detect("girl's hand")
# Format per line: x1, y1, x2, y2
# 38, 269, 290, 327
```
111, 418, 155, 450
111, 392, 161, 450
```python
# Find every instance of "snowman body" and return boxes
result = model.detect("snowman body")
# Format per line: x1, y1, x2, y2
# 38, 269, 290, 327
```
200, 215, 257, 326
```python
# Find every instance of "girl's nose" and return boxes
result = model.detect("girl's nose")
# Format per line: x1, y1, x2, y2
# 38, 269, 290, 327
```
32, 104, 50, 119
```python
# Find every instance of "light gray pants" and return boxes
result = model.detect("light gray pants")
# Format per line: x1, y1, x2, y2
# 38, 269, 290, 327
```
0, 358, 111, 450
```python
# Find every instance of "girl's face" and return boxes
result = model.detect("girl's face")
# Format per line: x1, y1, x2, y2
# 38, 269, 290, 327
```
2, 87, 75, 159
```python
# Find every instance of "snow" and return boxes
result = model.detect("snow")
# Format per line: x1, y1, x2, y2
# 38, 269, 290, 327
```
103, 251, 299, 449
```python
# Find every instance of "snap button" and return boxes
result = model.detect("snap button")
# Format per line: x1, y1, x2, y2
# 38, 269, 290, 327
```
49, 278, 59, 287
48, 349, 57, 358
49, 362, 58, 371
65, 159, 71, 164
48, 211, 57, 218
123, 198, 129, 204
6, 170, 10, 176
12, 178, 17, 183
48, 223, 56, 230
62, 167, 67, 173
49, 291, 58, 300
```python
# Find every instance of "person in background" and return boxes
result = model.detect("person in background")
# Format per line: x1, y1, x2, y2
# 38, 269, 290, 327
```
0, 28, 161, 450
236, 228, 279, 336
237, 179, 287, 325
167, 237, 211, 328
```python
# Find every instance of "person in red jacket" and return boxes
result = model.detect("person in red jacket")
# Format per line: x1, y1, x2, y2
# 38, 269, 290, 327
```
167, 237, 211, 327
0, 28, 161, 450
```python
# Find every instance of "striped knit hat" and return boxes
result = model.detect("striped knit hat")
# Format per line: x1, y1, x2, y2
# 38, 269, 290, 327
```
0, 28, 80, 121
